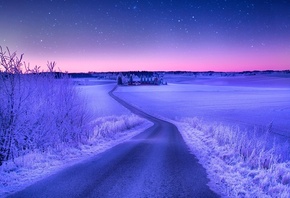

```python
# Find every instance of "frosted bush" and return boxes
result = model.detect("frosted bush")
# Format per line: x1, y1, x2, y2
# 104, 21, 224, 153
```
0, 47, 93, 165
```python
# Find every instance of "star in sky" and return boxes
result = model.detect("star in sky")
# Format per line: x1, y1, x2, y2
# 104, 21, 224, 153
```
0, 0, 289, 72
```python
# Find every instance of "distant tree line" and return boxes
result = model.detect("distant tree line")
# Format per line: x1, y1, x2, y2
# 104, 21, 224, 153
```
72, 70, 290, 78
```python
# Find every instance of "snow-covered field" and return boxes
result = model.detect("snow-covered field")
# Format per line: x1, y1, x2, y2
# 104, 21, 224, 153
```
115, 74, 290, 138
77, 80, 131, 116
115, 74, 290, 197
0, 81, 152, 197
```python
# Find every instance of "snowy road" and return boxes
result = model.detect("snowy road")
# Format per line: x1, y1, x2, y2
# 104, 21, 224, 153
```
9, 86, 218, 198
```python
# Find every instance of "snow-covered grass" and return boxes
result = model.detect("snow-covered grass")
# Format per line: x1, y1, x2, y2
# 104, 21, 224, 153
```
0, 113, 152, 197
174, 117, 290, 197
92, 114, 148, 140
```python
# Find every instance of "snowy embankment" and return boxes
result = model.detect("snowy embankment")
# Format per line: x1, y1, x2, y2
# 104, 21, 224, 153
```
173, 118, 290, 197
0, 82, 152, 197
114, 74, 290, 197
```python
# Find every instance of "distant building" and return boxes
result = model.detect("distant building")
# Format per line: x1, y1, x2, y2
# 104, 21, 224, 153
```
116, 72, 166, 86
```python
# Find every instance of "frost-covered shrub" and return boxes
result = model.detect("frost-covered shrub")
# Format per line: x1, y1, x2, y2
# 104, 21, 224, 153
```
27, 73, 93, 149
0, 47, 93, 165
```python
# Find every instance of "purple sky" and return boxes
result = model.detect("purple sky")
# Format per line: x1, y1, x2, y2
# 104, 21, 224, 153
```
1, 0, 290, 72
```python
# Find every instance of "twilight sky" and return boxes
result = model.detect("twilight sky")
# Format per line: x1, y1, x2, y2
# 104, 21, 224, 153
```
0, 0, 290, 72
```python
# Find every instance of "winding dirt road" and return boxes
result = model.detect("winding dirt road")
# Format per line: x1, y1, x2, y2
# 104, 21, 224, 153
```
10, 86, 218, 198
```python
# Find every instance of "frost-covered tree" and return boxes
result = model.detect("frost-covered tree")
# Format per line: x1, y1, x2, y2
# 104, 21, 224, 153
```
0, 47, 93, 165
0, 47, 26, 164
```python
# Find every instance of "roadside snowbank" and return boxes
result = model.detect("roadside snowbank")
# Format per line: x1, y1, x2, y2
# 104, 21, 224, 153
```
0, 114, 152, 197
173, 117, 290, 197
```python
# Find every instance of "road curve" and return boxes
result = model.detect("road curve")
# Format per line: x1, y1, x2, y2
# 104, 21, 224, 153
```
9, 85, 218, 198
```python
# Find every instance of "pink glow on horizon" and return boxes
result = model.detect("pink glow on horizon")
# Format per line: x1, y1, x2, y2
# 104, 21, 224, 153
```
24, 46, 290, 72
2, 1, 290, 73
